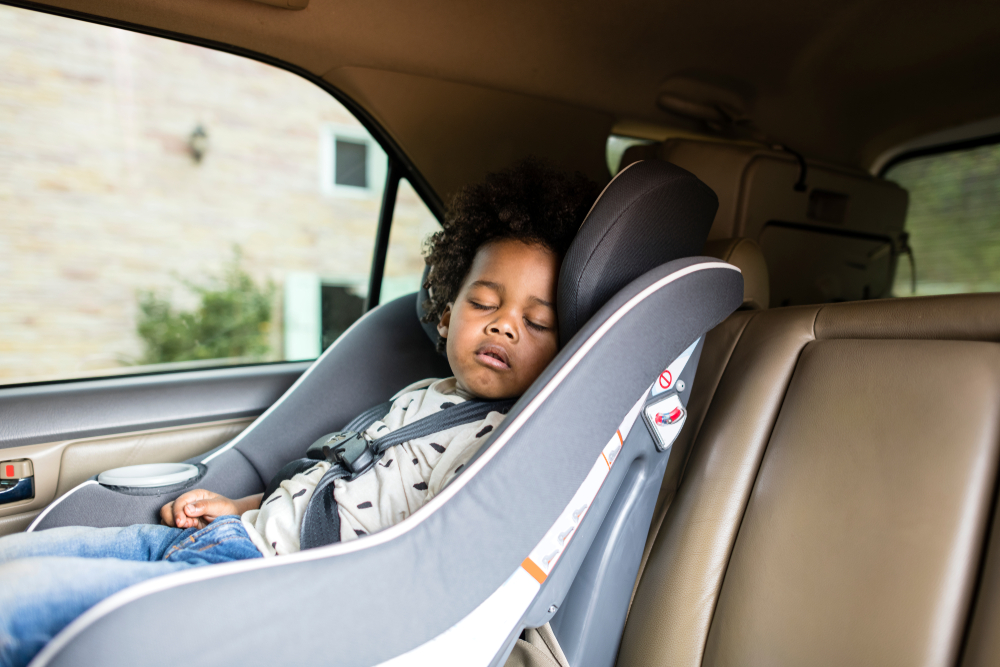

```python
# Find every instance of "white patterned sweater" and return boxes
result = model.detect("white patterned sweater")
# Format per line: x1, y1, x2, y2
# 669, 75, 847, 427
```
240, 377, 507, 557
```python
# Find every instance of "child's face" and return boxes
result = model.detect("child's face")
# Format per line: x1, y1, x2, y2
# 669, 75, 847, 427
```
437, 239, 560, 399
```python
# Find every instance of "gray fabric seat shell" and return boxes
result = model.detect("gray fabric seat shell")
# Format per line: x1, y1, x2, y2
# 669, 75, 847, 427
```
29, 161, 743, 667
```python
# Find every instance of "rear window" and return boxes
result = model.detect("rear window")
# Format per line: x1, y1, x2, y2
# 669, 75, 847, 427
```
886, 141, 1000, 296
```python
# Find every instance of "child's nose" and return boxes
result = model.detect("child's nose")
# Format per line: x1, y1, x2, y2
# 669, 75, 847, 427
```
489, 314, 518, 340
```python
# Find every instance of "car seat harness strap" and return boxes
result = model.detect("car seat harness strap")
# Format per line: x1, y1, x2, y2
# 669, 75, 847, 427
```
306, 397, 516, 478
259, 397, 516, 550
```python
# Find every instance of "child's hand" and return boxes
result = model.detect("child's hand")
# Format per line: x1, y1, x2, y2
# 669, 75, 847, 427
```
160, 489, 239, 529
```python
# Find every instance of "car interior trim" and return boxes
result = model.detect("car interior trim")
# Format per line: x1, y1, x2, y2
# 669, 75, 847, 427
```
366, 158, 403, 311
29, 261, 741, 667
0, 419, 251, 534
0, 363, 308, 450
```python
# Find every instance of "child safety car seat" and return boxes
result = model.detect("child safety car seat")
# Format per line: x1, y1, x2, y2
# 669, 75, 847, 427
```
27, 160, 744, 667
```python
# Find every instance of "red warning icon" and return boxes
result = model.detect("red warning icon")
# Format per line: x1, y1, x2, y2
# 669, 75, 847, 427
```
655, 407, 685, 426
658, 370, 673, 389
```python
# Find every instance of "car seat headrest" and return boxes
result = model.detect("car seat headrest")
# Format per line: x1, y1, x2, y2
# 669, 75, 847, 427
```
556, 159, 718, 346
702, 237, 770, 309
415, 159, 719, 348
416, 265, 439, 347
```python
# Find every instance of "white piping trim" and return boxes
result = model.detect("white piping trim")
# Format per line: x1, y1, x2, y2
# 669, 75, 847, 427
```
200, 301, 388, 464
26, 481, 100, 533
579, 160, 640, 227
31, 261, 740, 667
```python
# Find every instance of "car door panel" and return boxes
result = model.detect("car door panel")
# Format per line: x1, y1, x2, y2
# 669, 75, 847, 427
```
0, 363, 308, 450
0, 363, 307, 536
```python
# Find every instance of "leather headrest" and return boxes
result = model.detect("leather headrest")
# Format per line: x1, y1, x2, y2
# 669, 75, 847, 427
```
702, 237, 770, 309
556, 160, 718, 345
417, 159, 719, 348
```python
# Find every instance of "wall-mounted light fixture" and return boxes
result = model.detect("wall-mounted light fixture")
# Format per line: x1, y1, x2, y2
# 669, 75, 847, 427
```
188, 125, 209, 164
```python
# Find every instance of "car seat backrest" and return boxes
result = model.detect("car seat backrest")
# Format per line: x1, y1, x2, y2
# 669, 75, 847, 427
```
556, 160, 718, 345
31, 159, 744, 667
619, 293, 1000, 667
621, 138, 909, 307
702, 237, 769, 309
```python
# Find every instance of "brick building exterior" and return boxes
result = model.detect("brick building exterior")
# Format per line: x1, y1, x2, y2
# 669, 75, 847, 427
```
0, 5, 436, 384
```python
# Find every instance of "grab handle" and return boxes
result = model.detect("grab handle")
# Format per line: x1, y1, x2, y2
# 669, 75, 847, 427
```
0, 459, 35, 505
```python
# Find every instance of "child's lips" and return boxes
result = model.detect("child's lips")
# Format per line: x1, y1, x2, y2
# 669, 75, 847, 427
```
475, 344, 511, 371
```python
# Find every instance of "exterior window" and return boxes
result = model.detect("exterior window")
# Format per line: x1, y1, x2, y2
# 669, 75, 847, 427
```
886, 141, 1000, 296
335, 139, 368, 188
0, 6, 391, 384
320, 124, 387, 198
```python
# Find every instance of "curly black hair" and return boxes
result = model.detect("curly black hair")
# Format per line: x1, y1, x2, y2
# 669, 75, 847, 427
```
422, 157, 599, 352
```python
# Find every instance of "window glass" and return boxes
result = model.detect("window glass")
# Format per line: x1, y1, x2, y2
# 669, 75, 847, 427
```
321, 124, 386, 198
886, 142, 1000, 296
0, 6, 388, 384
335, 140, 368, 188
380, 179, 442, 305
606, 134, 654, 176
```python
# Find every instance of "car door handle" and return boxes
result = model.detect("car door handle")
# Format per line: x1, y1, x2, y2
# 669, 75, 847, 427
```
0, 460, 35, 505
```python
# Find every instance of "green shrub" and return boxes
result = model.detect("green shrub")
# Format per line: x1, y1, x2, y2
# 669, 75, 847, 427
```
135, 249, 274, 364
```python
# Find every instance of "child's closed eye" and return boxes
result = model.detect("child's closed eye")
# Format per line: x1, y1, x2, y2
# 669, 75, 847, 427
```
524, 318, 552, 332
468, 300, 496, 311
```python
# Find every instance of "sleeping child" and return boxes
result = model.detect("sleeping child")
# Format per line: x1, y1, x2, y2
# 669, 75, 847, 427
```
0, 158, 597, 667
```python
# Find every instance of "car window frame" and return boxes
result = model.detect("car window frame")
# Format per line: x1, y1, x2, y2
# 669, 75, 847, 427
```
878, 131, 1000, 177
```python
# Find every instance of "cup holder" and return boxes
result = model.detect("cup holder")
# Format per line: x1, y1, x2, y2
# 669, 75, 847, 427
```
98, 463, 201, 489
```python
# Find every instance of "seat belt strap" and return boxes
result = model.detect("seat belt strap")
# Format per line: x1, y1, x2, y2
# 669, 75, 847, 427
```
299, 397, 515, 550
258, 400, 394, 506
342, 400, 394, 433
368, 398, 516, 454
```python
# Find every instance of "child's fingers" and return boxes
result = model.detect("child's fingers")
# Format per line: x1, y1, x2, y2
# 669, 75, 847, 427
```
185, 501, 206, 517
173, 490, 214, 522
186, 497, 231, 519
173, 507, 193, 528
159, 502, 175, 527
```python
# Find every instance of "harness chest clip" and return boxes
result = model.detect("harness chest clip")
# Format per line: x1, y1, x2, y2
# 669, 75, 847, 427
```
307, 431, 380, 479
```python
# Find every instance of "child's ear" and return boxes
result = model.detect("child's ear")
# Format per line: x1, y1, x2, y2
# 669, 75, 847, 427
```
436, 304, 453, 339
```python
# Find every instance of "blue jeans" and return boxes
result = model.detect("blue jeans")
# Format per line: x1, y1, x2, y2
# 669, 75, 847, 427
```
0, 517, 261, 667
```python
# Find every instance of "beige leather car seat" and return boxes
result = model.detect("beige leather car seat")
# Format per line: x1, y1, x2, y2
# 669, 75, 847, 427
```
628, 236, 771, 612
703, 237, 769, 309
618, 292, 1000, 666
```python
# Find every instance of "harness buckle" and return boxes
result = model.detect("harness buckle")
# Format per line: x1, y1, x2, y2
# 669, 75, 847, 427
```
307, 431, 379, 479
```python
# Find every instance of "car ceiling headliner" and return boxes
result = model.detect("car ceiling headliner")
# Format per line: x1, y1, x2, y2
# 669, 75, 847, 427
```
10, 0, 1000, 200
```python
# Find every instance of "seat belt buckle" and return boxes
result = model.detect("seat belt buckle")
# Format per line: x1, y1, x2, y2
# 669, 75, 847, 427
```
307, 432, 379, 479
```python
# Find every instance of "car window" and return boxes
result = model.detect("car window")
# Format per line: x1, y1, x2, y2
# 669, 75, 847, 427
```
886, 141, 1000, 296
379, 179, 442, 305
0, 6, 391, 384
606, 135, 654, 176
